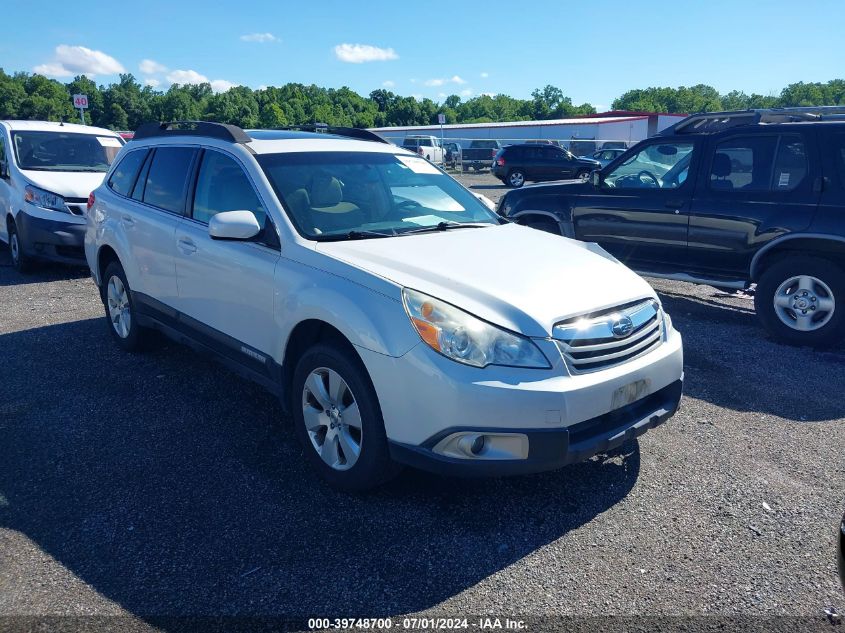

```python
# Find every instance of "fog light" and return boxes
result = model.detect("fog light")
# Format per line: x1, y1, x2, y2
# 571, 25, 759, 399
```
457, 434, 486, 457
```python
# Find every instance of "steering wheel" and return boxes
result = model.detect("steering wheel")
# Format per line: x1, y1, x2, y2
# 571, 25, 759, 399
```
395, 199, 423, 211
637, 170, 660, 187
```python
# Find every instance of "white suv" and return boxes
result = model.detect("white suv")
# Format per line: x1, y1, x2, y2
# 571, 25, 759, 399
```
85, 121, 684, 490
0, 120, 124, 272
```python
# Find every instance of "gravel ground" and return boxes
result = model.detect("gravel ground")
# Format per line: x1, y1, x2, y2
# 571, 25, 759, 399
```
1, 176, 844, 631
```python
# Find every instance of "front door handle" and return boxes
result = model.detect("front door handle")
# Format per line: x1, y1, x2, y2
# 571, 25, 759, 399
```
665, 199, 685, 209
121, 214, 135, 226
177, 238, 197, 254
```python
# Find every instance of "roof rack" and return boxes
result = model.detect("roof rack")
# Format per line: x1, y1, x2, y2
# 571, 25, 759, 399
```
134, 121, 252, 143
661, 106, 845, 135
274, 124, 390, 144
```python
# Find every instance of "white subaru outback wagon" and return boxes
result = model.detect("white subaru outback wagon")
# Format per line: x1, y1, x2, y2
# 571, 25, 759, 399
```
85, 121, 683, 490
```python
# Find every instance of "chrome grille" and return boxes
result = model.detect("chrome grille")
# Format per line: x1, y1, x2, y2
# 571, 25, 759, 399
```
553, 299, 663, 373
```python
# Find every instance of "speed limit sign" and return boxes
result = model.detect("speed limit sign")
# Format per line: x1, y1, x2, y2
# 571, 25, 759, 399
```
72, 94, 89, 108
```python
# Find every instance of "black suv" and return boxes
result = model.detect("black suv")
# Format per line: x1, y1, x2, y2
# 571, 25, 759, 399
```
498, 107, 845, 347
492, 143, 601, 188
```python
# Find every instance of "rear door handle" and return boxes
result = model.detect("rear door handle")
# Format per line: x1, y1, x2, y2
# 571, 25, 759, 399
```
665, 199, 685, 210
177, 238, 197, 254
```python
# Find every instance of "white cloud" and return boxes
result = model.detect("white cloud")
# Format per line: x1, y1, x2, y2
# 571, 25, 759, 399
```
240, 32, 279, 43
33, 63, 73, 78
166, 69, 237, 93
411, 94, 422, 100
34, 44, 124, 77
334, 43, 398, 63
382, 80, 395, 88
210, 79, 238, 93
425, 76, 465, 87
480, 72, 489, 78
144, 78, 161, 88
257, 84, 269, 90
460, 89, 473, 97
481, 92, 497, 97
139, 59, 167, 74
167, 69, 209, 85
437, 92, 447, 98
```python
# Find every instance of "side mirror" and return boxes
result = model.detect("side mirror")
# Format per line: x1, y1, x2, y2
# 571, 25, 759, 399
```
208, 210, 262, 240
591, 170, 602, 188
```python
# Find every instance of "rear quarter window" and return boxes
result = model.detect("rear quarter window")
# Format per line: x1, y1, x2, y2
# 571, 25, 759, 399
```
141, 147, 197, 214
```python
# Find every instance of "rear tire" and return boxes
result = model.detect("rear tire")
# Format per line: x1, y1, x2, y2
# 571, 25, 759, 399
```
7, 219, 34, 274
755, 255, 845, 347
102, 261, 151, 352
292, 343, 400, 491
506, 170, 525, 188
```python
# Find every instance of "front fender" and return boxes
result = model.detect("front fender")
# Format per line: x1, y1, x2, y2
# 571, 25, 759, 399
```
274, 257, 420, 363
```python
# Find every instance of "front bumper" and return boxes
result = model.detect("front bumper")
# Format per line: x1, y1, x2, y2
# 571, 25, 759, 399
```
358, 325, 683, 477
389, 379, 682, 476
15, 210, 87, 265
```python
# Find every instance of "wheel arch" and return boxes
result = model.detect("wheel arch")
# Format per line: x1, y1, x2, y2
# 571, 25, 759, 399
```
750, 234, 845, 281
511, 209, 575, 238
96, 244, 121, 288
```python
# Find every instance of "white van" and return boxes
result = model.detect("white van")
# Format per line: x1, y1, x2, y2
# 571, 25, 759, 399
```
0, 120, 124, 272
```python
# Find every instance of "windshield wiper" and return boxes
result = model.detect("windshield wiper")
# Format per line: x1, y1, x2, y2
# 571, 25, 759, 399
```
398, 221, 490, 235
319, 229, 396, 241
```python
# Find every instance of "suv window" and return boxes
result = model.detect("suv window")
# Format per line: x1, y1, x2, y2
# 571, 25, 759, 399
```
834, 134, 845, 188
604, 141, 695, 189
192, 151, 265, 225
0, 136, 7, 178
107, 149, 148, 197
709, 135, 807, 192
141, 147, 196, 213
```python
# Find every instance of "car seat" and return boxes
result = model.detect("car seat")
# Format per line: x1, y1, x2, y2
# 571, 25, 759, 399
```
710, 152, 734, 189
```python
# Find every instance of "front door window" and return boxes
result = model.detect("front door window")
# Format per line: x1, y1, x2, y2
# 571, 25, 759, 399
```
603, 141, 695, 189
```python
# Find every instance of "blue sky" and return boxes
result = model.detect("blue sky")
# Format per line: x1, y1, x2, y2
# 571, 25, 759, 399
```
2, 0, 843, 107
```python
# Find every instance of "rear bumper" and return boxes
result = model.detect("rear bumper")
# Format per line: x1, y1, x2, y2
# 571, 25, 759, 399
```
15, 210, 87, 265
389, 378, 682, 477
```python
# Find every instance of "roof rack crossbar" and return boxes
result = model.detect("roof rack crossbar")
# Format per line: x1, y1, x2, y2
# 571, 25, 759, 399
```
134, 121, 251, 143
662, 106, 845, 135
273, 124, 390, 144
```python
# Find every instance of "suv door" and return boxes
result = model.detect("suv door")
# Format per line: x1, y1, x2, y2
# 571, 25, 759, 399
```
174, 148, 280, 362
687, 130, 820, 278
0, 131, 11, 244
543, 147, 577, 180
572, 138, 700, 267
122, 146, 197, 306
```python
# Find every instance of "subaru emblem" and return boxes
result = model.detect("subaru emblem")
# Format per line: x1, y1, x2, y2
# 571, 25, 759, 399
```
611, 315, 634, 338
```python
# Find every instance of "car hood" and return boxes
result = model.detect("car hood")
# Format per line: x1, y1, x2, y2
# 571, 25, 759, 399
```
21, 170, 108, 199
576, 158, 602, 168
316, 223, 656, 337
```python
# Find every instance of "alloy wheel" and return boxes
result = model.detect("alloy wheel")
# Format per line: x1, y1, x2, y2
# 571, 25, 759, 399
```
107, 275, 132, 339
301, 367, 363, 471
509, 171, 524, 187
773, 274, 835, 332
10, 232, 19, 265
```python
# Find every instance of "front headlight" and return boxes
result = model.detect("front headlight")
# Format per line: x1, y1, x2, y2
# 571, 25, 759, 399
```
402, 288, 550, 369
24, 185, 67, 212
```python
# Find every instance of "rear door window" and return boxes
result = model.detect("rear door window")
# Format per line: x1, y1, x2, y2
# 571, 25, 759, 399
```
709, 135, 807, 192
834, 134, 845, 188
107, 149, 148, 197
141, 147, 197, 213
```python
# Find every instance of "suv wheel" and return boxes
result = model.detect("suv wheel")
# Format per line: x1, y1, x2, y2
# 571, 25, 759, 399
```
102, 261, 150, 352
7, 219, 33, 273
507, 170, 525, 188
292, 343, 399, 491
575, 168, 591, 181
755, 256, 845, 347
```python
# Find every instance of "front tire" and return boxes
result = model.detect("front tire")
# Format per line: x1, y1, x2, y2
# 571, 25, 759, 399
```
575, 169, 591, 181
7, 219, 33, 273
755, 256, 845, 347
102, 261, 151, 352
292, 343, 399, 491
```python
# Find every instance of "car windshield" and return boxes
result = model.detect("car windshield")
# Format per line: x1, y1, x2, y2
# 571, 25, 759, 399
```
12, 131, 122, 172
257, 151, 500, 240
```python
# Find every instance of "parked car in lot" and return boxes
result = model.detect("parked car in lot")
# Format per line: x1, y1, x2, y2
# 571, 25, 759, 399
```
498, 106, 845, 347
492, 143, 601, 187
443, 141, 461, 168
86, 120, 683, 490
0, 120, 124, 272
401, 135, 444, 163
461, 139, 503, 172
586, 148, 627, 167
